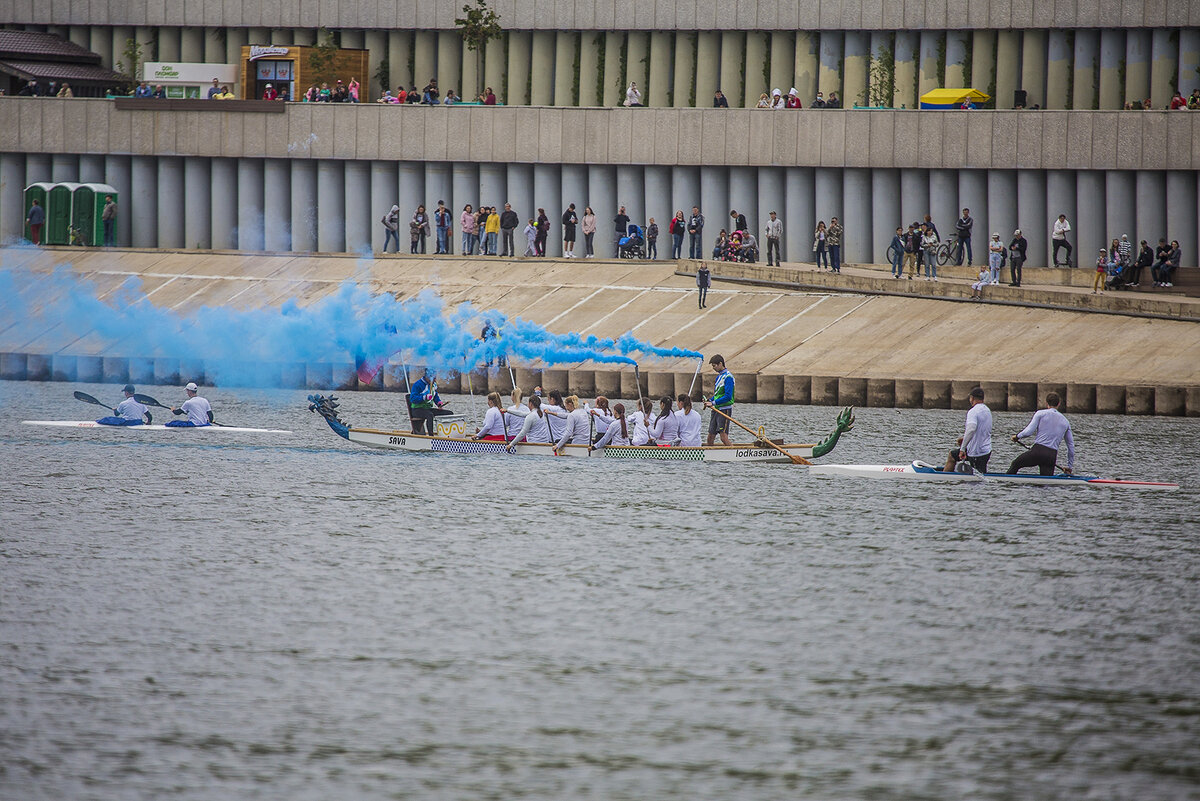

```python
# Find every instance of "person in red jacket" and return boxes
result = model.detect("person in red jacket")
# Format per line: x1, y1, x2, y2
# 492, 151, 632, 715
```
785, 87, 802, 108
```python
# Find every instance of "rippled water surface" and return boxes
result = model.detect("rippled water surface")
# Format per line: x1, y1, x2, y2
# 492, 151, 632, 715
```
2, 380, 1198, 800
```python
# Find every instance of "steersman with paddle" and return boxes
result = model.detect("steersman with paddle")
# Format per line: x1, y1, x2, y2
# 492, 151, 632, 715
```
704, 355, 735, 446
168, 382, 214, 428
95, 384, 151, 426
1007, 392, 1075, 476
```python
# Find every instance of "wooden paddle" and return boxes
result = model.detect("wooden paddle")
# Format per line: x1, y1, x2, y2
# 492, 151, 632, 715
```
707, 405, 810, 465
135, 392, 230, 427
1012, 436, 1071, 474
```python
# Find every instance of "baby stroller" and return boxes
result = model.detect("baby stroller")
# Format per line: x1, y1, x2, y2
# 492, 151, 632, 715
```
618, 223, 646, 259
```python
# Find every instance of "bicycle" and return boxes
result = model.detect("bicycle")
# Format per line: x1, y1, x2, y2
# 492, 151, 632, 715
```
935, 233, 960, 267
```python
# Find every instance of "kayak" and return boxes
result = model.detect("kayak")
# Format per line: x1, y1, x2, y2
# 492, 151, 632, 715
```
809, 460, 1180, 490
23, 421, 293, 434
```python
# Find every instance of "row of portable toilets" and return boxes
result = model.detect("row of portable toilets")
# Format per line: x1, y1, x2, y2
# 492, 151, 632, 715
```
23, 182, 118, 246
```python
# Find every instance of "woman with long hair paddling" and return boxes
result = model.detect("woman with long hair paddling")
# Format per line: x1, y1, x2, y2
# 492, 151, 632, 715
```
504, 387, 528, 439
675, 394, 703, 446
630, 397, 656, 445
553, 395, 592, 455
508, 394, 553, 450
651, 395, 679, 446
590, 403, 632, 450
472, 392, 508, 441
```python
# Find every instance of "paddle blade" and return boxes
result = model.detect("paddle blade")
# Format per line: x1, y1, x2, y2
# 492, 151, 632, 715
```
133, 393, 169, 409
73, 390, 107, 407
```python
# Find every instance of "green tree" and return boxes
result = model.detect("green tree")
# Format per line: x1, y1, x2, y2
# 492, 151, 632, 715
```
114, 37, 144, 95
456, 0, 502, 97
307, 28, 339, 81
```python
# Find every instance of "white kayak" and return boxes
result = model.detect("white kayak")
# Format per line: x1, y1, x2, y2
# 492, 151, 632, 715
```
810, 460, 1180, 490
23, 420, 292, 434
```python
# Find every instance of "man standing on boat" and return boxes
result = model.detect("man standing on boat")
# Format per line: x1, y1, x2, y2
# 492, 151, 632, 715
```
167, 383, 213, 427
704, 355, 734, 446
1008, 393, 1075, 476
409, 368, 450, 435
943, 386, 992, 473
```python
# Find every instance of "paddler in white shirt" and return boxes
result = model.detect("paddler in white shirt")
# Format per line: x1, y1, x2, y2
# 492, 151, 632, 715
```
553, 395, 592, 454
97, 384, 151, 426
541, 389, 569, 440
472, 392, 509, 441
509, 394, 554, 449
504, 387, 527, 438
1007, 392, 1075, 476
167, 382, 213, 427
650, 395, 680, 445
675, 394, 703, 446
587, 395, 614, 441
942, 385, 992, 473
590, 402, 632, 450
629, 397, 655, 445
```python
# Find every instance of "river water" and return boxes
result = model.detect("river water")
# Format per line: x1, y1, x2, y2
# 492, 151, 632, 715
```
2, 379, 1198, 801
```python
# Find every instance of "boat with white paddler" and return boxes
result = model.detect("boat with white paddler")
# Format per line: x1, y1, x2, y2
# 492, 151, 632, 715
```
23, 420, 293, 434
810, 460, 1179, 489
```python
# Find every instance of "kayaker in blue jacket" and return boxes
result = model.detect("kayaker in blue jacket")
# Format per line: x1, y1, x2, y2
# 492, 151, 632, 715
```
704, 354, 735, 446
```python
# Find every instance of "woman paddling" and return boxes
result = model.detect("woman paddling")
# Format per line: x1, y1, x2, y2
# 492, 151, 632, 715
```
472, 392, 508, 441
504, 387, 527, 439
590, 403, 631, 450
508, 394, 553, 449
675, 394, 703, 446
630, 397, 656, 445
651, 395, 679, 446
553, 395, 592, 455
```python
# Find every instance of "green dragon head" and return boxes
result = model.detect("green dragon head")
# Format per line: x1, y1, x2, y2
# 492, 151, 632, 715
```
811, 406, 855, 459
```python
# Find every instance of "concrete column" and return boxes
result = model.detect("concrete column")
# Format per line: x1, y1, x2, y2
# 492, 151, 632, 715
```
579, 33, 603, 106
90, 27, 113, 69
479, 163, 505, 209
944, 31, 969, 88
156, 154, 183, 245
237, 159, 264, 251
929, 170, 958, 245
770, 32, 796, 102
745, 32, 769, 106
1046, 170, 1077, 265
1134, 171, 1167, 253
795, 33, 820, 107
451, 162, 480, 247
626, 32, 650, 102
246, 28, 270, 46
225, 29, 248, 94
110, 27, 133, 75
691, 33, 717, 106
436, 31, 462, 101
397, 162, 426, 232
184, 158, 211, 249
1105, 171, 1136, 249
957, 170, 988, 260
599, 32, 624, 106
786, 167, 816, 264
674, 32, 697, 107
729, 169, 757, 236
672, 166, 701, 224
130, 156, 157, 248
901, 170, 929, 232
528, 31, 554, 106
1150, 29, 1178, 110
507, 163, 534, 231
424, 161, 452, 232
79, 154, 106, 183
207, 158, 235, 250
534, 164, 562, 256
892, 32, 918, 109
68, 26, 89, 50
263, 159, 291, 252
504, 31, 531, 105
1072, 29, 1099, 109
815, 168, 842, 230
555, 32, 578, 106
843, 32, 869, 108
181, 27, 204, 62
482, 38, 504, 101
372, 161, 396, 253
720, 32, 745, 107
757, 167, 785, 257
1017, 171, 1047, 267
1099, 29, 1124, 109
1180, 30, 1200, 108
918, 31, 942, 98
0, 154, 24, 242
361, 30, 386, 99
587, 165, 617, 244
842, 169, 872, 264
986, 170, 1018, 252
1166, 171, 1197, 269
270, 29, 291, 46
344, 160, 371, 254
1021, 30, 1046, 108
158, 27, 181, 61
617, 165, 645, 237
649, 31, 672, 107
818, 31, 844, 101
413, 31, 437, 94
645, 165, 671, 238
971, 31, 996, 106
561, 164, 588, 234
995, 31, 1021, 110
1125, 30, 1151, 108
103, 154, 132, 246
316, 160, 344, 253
51, 154, 78, 183
291, 29, 316, 47
700, 167, 729, 254
25, 153, 50, 185
872, 169, 901, 264
289, 160, 317, 252
135, 26, 155, 64
389, 31, 414, 92
205, 27, 225, 63
1046, 31, 1071, 109
1075, 171, 1106, 259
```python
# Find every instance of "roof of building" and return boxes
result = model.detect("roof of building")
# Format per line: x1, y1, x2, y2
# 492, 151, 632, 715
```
0, 60, 125, 85
0, 29, 101, 64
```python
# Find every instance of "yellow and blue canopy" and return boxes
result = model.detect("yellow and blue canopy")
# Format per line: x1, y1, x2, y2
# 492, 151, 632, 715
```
919, 88, 990, 109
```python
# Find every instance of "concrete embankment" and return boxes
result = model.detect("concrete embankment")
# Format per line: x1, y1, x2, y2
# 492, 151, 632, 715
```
2, 247, 1199, 416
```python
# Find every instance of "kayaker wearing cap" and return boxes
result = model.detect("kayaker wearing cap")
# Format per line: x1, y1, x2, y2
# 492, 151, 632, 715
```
167, 382, 213, 427
97, 384, 151, 426
943, 386, 992, 472
1008, 392, 1074, 476
409, 367, 450, 435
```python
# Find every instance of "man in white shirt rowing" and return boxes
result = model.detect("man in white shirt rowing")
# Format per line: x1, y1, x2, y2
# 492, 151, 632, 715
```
1007, 392, 1075, 475
97, 384, 151, 426
167, 382, 214, 427
943, 385, 992, 472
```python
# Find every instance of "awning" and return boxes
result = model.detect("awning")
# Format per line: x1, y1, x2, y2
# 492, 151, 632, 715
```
919, 88, 991, 109
0, 59, 125, 87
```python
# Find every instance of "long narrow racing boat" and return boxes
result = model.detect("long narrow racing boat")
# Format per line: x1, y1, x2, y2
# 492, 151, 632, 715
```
23, 420, 293, 434
307, 395, 854, 464
810, 460, 1179, 489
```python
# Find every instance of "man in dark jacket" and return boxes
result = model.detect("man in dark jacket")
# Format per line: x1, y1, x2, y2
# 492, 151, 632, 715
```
955, 208, 974, 265
729, 209, 748, 233
499, 203, 519, 257
613, 206, 630, 257
713, 89, 729, 108
1008, 229, 1027, 286
688, 207, 705, 259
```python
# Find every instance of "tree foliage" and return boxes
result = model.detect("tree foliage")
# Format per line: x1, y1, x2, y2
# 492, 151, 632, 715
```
456, 0, 502, 53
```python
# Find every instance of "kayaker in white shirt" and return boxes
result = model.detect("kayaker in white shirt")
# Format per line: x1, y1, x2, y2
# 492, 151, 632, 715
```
553, 395, 592, 454
943, 385, 993, 472
168, 382, 213, 427
651, 396, 680, 445
590, 402, 633, 450
1008, 392, 1075, 475
98, 384, 151, 425
674, 394, 703, 446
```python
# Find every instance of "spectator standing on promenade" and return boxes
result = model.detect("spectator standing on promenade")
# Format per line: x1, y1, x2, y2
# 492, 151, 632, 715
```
697, 262, 711, 309
207, 78, 221, 99
101, 195, 118, 247
535, 208, 549, 256
713, 90, 729, 108
1008, 229, 1027, 286
613, 206, 630, 257
1052, 213, 1073, 266
581, 206, 596, 258
561, 203, 578, 257
812, 91, 826, 108
890, 226, 905, 278
134, 81, 152, 98
381, 204, 400, 253
923, 213, 939, 240
923, 224, 940, 280
646, 218, 659, 260
1093, 248, 1108, 293
827, 217, 843, 273
411, 205, 430, 254
955, 208, 974, 266
499, 202, 519, 257
688, 207, 705, 259
989, 233, 1005, 284
625, 82, 642, 107
764, 211, 782, 266
26, 199, 44, 245
483, 87, 496, 105
475, 206, 489, 253
460, 204, 476, 255
486, 206, 502, 256
434, 200, 452, 254
348, 78, 360, 102
670, 211, 686, 259
827, 92, 841, 108
729, 209, 748, 234
152, 84, 167, 98
903, 223, 920, 279
814, 220, 829, 270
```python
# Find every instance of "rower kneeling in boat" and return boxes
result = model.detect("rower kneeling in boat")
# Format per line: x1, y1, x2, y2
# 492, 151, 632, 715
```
409, 368, 451, 435
472, 392, 509, 441
167, 382, 213, 427
943, 385, 992, 472
590, 403, 631, 450
97, 384, 151, 426
553, 395, 591, 455
1008, 392, 1074, 476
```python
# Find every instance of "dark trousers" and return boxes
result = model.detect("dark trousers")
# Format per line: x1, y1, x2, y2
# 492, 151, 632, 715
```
766, 237, 780, 265
689, 232, 702, 258
698, 286, 708, 307
1009, 256, 1024, 286
1007, 443, 1059, 476
502, 229, 515, 256
1052, 238, 1072, 266
956, 236, 972, 265
829, 244, 841, 272
647, 239, 657, 259
411, 407, 453, 435
103, 219, 115, 246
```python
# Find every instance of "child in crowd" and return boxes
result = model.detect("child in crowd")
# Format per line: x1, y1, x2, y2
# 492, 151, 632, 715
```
523, 219, 538, 256
646, 218, 659, 260
1093, 249, 1107, 293
970, 265, 990, 300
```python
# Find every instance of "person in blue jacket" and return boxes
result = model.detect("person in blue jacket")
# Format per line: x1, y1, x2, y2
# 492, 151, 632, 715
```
704, 354, 735, 446
409, 368, 451, 435
890, 226, 905, 278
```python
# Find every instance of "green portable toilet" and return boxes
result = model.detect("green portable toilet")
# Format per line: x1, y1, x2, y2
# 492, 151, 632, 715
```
46, 182, 80, 245
23, 182, 53, 242
73, 183, 118, 246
